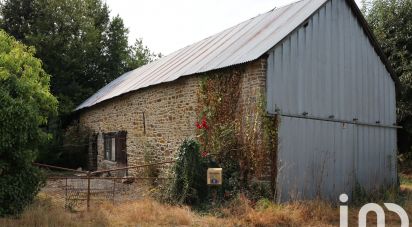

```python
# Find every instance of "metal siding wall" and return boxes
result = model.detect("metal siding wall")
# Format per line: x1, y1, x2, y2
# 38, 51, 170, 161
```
267, 0, 396, 126
269, 0, 398, 202
276, 117, 397, 202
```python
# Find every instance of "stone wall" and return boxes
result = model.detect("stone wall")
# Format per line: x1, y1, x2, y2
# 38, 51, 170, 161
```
234, 57, 270, 180
79, 57, 267, 176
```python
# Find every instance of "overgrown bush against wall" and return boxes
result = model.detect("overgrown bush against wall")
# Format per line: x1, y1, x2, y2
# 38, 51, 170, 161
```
170, 139, 208, 205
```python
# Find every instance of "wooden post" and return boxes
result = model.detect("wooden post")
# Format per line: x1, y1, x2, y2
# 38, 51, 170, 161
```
112, 179, 116, 204
87, 171, 91, 211
65, 177, 68, 207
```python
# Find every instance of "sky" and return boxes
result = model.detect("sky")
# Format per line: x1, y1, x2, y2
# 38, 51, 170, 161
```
104, 0, 363, 55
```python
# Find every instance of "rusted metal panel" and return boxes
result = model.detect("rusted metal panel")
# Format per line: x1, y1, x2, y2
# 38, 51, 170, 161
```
76, 0, 329, 111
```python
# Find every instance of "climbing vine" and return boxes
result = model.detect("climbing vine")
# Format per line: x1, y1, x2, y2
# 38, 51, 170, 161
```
197, 68, 242, 161
163, 64, 280, 204
259, 96, 280, 194
196, 66, 279, 195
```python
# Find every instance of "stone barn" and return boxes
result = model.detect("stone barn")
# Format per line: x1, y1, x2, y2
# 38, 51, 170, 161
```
75, 0, 399, 201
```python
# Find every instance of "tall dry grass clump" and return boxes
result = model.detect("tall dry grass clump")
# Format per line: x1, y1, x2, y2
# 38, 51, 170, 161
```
95, 199, 193, 226
218, 194, 339, 226
0, 196, 108, 227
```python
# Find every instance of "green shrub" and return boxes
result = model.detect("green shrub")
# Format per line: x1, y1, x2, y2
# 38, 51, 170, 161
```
167, 138, 272, 207
208, 155, 242, 201
170, 139, 208, 205
246, 181, 272, 202
255, 198, 272, 211
0, 165, 46, 216
0, 30, 57, 216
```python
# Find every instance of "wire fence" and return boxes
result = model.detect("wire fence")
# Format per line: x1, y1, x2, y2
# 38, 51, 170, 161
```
35, 161, 174, 211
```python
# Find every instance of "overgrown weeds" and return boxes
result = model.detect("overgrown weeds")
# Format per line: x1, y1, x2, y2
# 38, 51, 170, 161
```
352, 181, 406, 206
0, 195, 108, 227
1, 188, 412, 226
2, 176, 412, 226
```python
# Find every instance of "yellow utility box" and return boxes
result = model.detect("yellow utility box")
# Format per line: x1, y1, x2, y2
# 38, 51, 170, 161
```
207, 168, 222, 185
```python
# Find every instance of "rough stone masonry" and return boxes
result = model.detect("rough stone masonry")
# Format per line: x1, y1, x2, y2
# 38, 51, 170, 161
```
79, 57, 267, 176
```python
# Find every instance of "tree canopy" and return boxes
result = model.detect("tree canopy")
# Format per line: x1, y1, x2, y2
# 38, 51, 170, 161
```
127, 38, 162, 71
0, 0, 160, 166
1, 0, 159, 115
363, 0, 412, 155
0, 30, 57, 216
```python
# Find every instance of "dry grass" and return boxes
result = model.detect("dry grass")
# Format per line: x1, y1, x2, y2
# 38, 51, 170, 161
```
0, 195, 108, 227
215, 195, 345, 226
401, 173, 412, 190
1, 185, 412, 226
95, 199, 193, 226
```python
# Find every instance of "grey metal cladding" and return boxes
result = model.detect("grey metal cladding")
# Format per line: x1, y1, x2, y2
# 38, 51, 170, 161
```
266, 0, 396, 126
276, 116, 397, 202
269, 0, 397, 202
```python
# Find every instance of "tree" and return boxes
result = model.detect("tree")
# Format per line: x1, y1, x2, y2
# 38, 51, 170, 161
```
362, 0, 412, 155
0, 30, 58, 216
0, 0, 143, 114
127, 38, 162, 71
104, 16, 130, 83
1, 0, 160, 115
0, 0, 160, 167
0, 0, 38, 40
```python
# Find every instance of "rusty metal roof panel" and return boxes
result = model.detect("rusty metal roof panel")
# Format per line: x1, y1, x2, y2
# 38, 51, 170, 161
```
76, 0, 328, 111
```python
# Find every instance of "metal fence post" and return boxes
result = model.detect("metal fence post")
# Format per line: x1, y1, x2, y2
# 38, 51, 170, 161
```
87, 171, 91, 211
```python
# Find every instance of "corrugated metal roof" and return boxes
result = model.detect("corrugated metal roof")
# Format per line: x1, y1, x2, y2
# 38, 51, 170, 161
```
76, 0, 396, 111
76, 0, 328, 111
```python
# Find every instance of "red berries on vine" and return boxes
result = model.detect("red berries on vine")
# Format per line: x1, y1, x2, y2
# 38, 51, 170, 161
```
195, 116, 209, 130
196, 122, 202, 129
201, 151, 208, 158
201, 117, 208, 129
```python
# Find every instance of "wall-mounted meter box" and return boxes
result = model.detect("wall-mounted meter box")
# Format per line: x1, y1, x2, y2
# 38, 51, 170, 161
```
207, 168, 222, 185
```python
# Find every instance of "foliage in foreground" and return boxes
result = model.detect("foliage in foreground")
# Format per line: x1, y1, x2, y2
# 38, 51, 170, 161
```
0, 30, 57, 216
